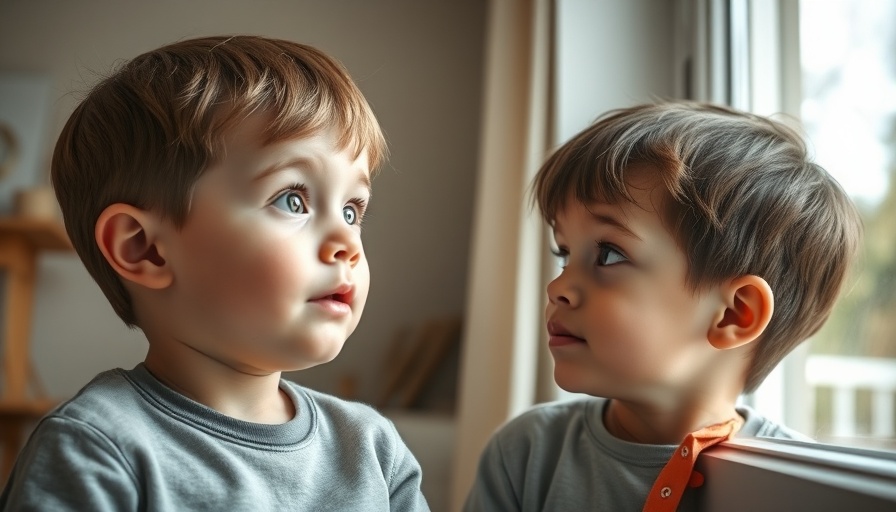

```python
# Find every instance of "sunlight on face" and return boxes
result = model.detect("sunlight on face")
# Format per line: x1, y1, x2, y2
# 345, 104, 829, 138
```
160, 115, 372, 374
544, 169, 721, 402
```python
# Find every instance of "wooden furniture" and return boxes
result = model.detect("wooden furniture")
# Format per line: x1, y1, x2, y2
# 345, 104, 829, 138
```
0, 217, 72, 482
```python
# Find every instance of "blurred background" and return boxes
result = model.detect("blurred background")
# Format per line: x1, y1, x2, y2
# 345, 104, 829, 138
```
0, 0, 485, 410
0, 1, 484, 509
1, 1, 894, 511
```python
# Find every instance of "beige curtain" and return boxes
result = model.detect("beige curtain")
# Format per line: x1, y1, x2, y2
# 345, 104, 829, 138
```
449, 0, 554, 509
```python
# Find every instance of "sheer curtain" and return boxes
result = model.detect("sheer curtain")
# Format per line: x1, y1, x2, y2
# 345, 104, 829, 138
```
449, 0, 553, 508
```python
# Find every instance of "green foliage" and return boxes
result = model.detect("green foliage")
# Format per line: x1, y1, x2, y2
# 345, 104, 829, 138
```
812, 124, 896, 358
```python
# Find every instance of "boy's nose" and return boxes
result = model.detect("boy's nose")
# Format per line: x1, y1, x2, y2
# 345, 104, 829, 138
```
546, 272, 580, 308
319, 224, 362, 267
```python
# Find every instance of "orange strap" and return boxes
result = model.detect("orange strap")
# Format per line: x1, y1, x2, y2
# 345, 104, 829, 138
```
641, 418, 738, 512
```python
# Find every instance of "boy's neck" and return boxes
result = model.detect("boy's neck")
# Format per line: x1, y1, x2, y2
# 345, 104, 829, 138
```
603, 397, 744, 445
143, 346, 294, 425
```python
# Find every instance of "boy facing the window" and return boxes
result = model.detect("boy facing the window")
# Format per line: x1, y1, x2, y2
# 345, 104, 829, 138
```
465, 102, 862, 511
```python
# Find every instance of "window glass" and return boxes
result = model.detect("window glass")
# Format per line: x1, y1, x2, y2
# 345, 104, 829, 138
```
799, 0, 896, 450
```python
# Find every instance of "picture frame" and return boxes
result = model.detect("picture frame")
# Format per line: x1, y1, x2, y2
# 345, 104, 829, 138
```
0, 73, 53, 216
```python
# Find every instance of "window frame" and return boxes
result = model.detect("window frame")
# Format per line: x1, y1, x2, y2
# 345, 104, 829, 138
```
697, 437, 896, 510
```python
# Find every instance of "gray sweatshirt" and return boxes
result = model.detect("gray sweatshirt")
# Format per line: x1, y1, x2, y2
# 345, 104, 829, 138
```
464, 396, 810, 512
1, 364, 429, 511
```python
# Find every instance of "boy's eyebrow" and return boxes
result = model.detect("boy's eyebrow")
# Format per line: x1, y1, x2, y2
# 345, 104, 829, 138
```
253, 157, 312, 182
358, 172, 372, 192
253, 157, 373, 192
589, 211, 642, 241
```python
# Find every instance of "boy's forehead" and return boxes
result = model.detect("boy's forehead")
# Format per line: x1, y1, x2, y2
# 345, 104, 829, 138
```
218, 113, 326, 148
197, 117, 372, 191
551, 199, 637, 233
550, 182, 674, 242
554, 171, 666, 218
219, 116, 365, 161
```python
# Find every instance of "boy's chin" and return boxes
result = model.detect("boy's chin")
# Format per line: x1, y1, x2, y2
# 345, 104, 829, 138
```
553, 376, 587, 396
283, 346, 346, 372
552, 369, 612, 398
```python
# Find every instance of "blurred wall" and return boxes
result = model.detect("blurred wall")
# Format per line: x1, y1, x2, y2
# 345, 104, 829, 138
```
0, 0, 485, 403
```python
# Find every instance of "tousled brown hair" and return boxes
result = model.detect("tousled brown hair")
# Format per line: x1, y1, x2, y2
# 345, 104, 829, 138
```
533, 102, 863, 392
52, 35, 386, 327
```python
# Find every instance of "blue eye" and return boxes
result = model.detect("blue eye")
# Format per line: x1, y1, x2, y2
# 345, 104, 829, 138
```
596, 243, 627, 266
272, 191, 306, 214
343, 205, 357, 225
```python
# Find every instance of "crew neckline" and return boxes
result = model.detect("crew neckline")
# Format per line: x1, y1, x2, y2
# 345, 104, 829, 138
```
123, 363, 316, 451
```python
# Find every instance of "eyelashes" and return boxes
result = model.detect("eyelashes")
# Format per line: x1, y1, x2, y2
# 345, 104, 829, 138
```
550, 241, 629, 268
270, 183, 309, 215
551, 247, 569, 268
343, 197, 369, 226
269, 183, 369, 225
595, 241, 627, 266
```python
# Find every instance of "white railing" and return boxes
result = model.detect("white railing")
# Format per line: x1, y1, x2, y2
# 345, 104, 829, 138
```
805, 355, 896, 439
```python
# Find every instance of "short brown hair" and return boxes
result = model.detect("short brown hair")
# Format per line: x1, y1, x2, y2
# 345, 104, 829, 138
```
533, 102, 863, 392
52, 35, 386, 327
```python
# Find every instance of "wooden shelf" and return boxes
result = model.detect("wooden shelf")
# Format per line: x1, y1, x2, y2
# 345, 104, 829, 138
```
0, 217, 72, 252
0, 215, 72, 483
0, 398, 57, 420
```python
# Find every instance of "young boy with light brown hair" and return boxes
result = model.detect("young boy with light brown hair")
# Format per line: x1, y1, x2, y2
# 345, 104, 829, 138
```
0, 35, 429, 511
464, 102, 862, 511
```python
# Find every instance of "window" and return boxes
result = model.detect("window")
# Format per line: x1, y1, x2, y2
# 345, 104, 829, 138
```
702, 3, 896, 506
798, 0, 896, 449
749, 0, 896, 452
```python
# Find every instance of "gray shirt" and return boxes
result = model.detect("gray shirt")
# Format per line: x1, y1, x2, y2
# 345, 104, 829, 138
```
464, 396, 810, 512
1, 364, 429, 511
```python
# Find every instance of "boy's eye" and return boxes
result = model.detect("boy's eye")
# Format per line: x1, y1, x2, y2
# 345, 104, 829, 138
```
551, 247, 569, 268
343, 205, 357, 225
272, 191, 307, 214
596, 242, 627, 266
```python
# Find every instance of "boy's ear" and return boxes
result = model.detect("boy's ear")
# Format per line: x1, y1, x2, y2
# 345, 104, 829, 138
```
707, 275, 774, 350
95, 203, 173, 290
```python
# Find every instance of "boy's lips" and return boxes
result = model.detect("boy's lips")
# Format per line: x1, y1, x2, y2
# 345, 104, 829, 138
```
546, 320, 586, 347
309, 284, 354, 315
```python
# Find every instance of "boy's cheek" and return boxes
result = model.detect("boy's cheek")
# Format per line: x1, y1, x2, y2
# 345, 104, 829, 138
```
352, 256, 371, 311
178, 236, 307, 310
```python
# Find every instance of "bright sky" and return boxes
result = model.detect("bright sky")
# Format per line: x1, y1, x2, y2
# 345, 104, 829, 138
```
800, 0, 896, 208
